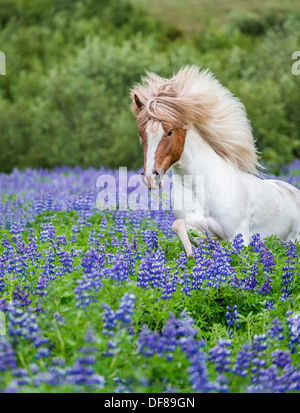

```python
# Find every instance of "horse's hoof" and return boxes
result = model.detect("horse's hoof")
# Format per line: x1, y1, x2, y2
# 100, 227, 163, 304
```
187, 254, 194, 259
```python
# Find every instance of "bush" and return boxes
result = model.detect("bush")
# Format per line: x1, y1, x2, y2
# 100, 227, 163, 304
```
0, 1, 299, 173
228, 12, 267, 36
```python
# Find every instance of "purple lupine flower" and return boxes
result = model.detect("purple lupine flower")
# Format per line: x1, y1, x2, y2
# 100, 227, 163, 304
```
103, 339, 118, 357
242, 270, 259, 292
271, 349, 292, 368
284, 241, 297, 261
259, 243, 276, 274
74, 271, 103, 309
115, 293, 135, 325
13, 286, 31, 308
191, 246, 211, 291
232, 342, 252, 377
150, 248, 166, 289
53, 312, 65, 325
174, 250, 188, 270
137, 254, 151, 289
56, 234, 67, 247
25, 237, 38, 261
102, 303, 117, 336
7, 305, 46, 354
99, 214, 107, 231
158, 314, 179, 359
267, 317, 284, 341
36, 272, 48, 296
180, 271, 192, 296
250, 259, 259, 275
115, 211, 125, 233
137, 312, 223, 389
35, 347, 51, 359
148, 230, 158, 250
258, 272, 273, 296
138, 325, 161, 357
250, 234, 261, 253
43, 248, 55, 280
81, 248, 105, 274
188, 350, 212, 392
0, 299, 9, 312
286, 311, 300, 353
110, 255, 128, 283
110, 235, 120, 247
225, 305, 240, 338
0, 336, 17, 372
87, 230, 98, 247
279, 242, 296, 302
161, 268, 177, 300
59, 250, 73, 273
12, 368, 30, 386
10, 221, 23, 243
208, 340, 232, 373
40, 222, 55, 243
125, 247, 136, 278
206, 246, 233, 289
65, 346, 105, 388
232, 233, 244, 255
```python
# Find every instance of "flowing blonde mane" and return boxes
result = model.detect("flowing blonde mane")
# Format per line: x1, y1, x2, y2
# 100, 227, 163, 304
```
130, 66, 260, 175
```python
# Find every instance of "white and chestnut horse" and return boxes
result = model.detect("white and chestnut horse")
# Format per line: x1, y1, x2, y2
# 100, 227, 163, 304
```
130, 66, 300, 258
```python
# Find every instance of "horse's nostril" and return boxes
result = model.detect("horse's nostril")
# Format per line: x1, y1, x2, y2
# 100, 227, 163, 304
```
152, 169, 159, 176
141, 172, 145, 176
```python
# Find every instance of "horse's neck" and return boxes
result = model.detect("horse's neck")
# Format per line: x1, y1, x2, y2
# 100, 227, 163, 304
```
172, 129, 234, 185
171, 129, 248, 221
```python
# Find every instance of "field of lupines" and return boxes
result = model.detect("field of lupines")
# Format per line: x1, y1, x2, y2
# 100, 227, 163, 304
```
0, 162, 300, 393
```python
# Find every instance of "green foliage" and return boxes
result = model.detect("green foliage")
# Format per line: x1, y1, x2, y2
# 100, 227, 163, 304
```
0, 209, 299, 392
0, 1, 300, 172
228, 12, 267, 36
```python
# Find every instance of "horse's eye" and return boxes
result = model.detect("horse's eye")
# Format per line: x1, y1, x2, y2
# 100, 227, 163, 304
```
167, 130, 173, 137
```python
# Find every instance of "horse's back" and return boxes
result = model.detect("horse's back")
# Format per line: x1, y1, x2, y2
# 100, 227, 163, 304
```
266, 179, 300, 205
248, 178, 300, 240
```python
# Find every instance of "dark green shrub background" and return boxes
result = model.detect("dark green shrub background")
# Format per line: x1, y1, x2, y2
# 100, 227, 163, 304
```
0, 0, 300, 173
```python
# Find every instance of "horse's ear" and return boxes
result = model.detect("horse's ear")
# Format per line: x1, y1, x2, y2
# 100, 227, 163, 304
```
134, 94, 143, 110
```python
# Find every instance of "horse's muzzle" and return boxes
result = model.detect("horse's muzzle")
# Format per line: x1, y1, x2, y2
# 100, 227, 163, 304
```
141, 169, 163, 190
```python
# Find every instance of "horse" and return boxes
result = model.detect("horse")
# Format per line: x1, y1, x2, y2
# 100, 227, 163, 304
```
130, 66, 300, 258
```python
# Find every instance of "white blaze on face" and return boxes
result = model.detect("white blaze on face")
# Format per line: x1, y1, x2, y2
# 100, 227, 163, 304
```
145, 121, 164, 177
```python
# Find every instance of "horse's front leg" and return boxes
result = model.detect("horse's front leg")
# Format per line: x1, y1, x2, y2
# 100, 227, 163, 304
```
172, 219, 194, 259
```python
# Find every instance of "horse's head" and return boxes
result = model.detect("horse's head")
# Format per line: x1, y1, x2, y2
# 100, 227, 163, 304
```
132, 94, 187, 190
138, 119, 186, 190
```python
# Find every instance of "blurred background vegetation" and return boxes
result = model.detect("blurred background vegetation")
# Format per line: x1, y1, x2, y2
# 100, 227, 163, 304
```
0, 0, 300, 173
